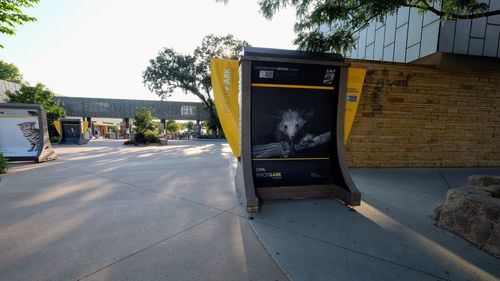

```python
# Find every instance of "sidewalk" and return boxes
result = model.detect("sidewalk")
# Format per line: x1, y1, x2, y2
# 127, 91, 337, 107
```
0, 140, 286, 281
1, 140, 498, 280
249, 167, 500, 281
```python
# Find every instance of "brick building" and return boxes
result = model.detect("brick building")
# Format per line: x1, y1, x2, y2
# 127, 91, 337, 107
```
342, 2, 500, 167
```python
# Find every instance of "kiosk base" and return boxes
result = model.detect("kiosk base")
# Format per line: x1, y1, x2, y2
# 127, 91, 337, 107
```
235, 161, 259, 213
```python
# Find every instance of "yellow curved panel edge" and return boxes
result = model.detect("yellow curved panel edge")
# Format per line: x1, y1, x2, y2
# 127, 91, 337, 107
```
54, 120, 62, 136
210, 58, 240, 158
82, 121, 88, 137
345, 68, 366, 143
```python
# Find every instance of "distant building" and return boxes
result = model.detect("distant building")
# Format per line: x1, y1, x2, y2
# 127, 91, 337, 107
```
0, 79, 21, 102
345, 1, 500, 66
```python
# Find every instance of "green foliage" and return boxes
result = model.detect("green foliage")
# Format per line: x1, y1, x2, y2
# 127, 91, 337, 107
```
197, 134, 226, 140
0, 0, 40, 48
6, 83, 66, 136
0, 153, 7, 174
107, 124, 119, 132
133, 107, 155, 134
0, 60, 22, 82
143, 34, 248, 133
256, 0, 500, 53
166, 120, 181, 133
184, 121, 195, 132
132, 130, 159, 144
145, 130, 160, 143
50, 136, 60, 143
123, 139, 136, 145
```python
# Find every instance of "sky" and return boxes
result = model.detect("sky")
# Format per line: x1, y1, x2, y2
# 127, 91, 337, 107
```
0, 0, 297, 102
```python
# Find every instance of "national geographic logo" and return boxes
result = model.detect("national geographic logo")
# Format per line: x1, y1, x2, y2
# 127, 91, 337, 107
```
223, 68, 231, 114
255, 167, 282, 180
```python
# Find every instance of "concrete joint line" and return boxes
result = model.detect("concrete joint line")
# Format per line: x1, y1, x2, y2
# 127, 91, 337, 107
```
58, 164, 232, 214
252, 220, 450, 281
437, 168, 452, 189
77, 211, 225, 280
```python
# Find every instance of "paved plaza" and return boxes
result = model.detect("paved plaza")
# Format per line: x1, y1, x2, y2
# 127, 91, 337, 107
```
0, 140, 286, 281
0, 140, 499, 281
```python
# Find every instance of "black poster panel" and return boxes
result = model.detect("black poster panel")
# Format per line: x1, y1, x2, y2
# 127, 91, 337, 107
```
250, 62, 340, 188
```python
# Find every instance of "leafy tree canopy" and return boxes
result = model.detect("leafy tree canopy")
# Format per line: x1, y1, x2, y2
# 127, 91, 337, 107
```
6, 83, 66, 135
0, 60, 22, 82
166, 120, 181, 134
184, 121, 195, 132
143, 34, 248, 132
133, 107, 155, 134
255, 0, 500, 53
0, 0, 40, 48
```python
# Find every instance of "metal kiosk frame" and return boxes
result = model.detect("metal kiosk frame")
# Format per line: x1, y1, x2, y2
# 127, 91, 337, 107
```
58, 118, 89, 145
0, 103, 57, 163
235, 47, 361, 213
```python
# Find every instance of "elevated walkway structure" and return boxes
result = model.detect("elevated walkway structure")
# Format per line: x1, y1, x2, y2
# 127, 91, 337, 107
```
54, 96, 210, 120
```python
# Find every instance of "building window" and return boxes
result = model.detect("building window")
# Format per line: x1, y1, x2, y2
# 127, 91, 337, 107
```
181, 105, 196, 116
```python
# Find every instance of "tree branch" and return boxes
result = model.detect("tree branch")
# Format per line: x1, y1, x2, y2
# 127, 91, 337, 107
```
403, 3, 500, 20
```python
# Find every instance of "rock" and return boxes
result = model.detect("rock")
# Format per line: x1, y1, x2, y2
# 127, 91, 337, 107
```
434, 175, 500, 259
484, 224, 500, 257
159, 138, 168, 146
468, 175, 500, 187
432, 204, 443, 220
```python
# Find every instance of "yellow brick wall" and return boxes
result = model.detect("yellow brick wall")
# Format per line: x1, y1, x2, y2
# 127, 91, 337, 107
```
345, 59, 500, 168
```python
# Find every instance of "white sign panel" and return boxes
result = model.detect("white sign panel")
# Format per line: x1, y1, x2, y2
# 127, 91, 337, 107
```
0, 108, 41, 157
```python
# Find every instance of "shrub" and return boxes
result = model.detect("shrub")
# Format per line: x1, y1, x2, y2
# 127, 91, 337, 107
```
0, 153, 8, 174
134, 107, 155, 134
134, 132, 146, 144
145, 130, 160, 143
123, 139, 136, 145
50, 136, 60, 143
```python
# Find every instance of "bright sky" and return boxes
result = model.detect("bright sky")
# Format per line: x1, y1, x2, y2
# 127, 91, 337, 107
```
0, 0, 297, 102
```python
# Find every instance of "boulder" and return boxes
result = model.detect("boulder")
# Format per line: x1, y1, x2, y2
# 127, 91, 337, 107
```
434, 175, 500, 258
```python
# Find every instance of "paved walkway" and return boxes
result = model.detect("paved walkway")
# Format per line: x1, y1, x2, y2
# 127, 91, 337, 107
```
1, 140, 499, 281
251, 168, 500, 281
0, 140, 287, 281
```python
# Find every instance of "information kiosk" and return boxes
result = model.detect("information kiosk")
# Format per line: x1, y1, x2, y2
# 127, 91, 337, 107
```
235, 47, 361, 212
0, 103, 57, 162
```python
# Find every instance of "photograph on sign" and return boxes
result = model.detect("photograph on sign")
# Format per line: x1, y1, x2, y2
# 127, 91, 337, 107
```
250, 62, 340, 188
251, 87, 333, 159
0, 108, 41, 157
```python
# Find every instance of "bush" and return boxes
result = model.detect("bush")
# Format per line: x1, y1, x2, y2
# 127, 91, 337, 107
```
0, 153, 8, 174
130, 130, 159, 145
50, 136, 60, 143
123, 139, 136, 145
134, 132, 146, 144
145, 130, 160, 143
197, 134, 226, 140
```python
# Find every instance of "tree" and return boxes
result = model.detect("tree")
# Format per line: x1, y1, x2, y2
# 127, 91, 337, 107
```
133, 107, 155, 134
0, 0, 40, 48
166, 120, 181, 134
6, 83, 65, 136
184, 121, 195, 132
0, 60, 22, 82
133, 107, 155, 144
143, 34, 248, 135
255, 0, 500, 53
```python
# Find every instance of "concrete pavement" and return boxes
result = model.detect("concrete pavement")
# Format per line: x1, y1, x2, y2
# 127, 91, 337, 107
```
250, 168, 500, 281
0, 140, 287, 281
1, 139, 499, 281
